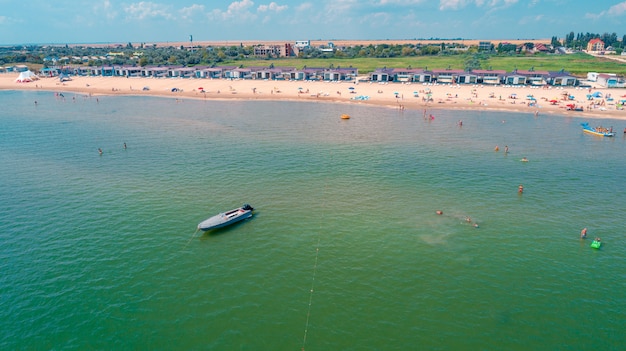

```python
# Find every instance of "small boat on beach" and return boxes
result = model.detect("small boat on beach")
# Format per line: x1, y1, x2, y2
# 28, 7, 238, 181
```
198, 204, 254, 231
581, 122, 615, 137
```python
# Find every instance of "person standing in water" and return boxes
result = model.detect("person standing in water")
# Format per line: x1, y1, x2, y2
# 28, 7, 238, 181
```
580, 228, 587, 239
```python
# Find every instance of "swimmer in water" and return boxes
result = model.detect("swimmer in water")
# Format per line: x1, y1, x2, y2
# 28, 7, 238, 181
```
580, 228, 587, 239
98, 148, 103, 155
436, 210, 443, 215
518, 184, 524, 193
521, 157, 528, 162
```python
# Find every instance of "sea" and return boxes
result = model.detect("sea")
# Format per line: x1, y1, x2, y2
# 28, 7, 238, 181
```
1, 90, 624, 350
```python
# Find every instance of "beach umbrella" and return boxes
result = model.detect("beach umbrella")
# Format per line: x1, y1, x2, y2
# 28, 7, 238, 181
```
592, 92, 602, 98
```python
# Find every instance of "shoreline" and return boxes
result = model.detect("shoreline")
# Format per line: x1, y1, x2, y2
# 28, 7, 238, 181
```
2, 73, 626, 121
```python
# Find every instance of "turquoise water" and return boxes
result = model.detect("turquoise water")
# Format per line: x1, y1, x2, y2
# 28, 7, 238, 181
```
1, 90, 624, 350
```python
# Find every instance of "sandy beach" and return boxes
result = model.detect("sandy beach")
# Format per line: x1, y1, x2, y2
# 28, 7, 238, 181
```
2, 72, 625, 121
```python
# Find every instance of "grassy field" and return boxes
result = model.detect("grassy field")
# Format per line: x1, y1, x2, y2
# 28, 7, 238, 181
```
223, 53, 626, 77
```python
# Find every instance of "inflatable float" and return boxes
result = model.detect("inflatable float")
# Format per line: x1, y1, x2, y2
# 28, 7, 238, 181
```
590, 240, 602, 249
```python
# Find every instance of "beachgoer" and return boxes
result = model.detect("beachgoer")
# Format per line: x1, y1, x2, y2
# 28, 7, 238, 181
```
595, 237, 601, 242
521, 157, 528, 162
505, 145, 509, 154
123, 142, 127, 149
494, 145, 500, 152
98, 148, 103, 155
518, 184, 524, 193
436, 210, 443, 215
465, 216, 472, 223
473, 223, 479, 228
580, 228, 587, 239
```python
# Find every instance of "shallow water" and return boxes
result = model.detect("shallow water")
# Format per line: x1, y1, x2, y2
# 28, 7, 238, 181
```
1, 90, 624, 350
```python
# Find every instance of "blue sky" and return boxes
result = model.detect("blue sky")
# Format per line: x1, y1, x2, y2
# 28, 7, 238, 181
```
1, 0, 626, 45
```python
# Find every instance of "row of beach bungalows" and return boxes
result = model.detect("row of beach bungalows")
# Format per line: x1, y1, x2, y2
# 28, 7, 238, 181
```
370, 68, 580, 86
42, 65, 360, 81
40, 64, 592, 87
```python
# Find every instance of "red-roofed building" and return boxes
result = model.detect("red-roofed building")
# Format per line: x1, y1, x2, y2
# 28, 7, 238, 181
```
587, 38, 604, 52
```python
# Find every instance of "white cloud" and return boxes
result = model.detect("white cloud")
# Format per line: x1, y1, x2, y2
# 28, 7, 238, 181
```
209, 0, 257, 21
325, 0, 358, 13
607, 1, 626, 16
258, 2, 288, 12
227, 0, 255, 13
124, 1, 173, 21
439, 0, 467, 10
440, 0, 518, 10
179, 4, 205, 21
296, 2, 313, 12
93, 0, 117, 20
585, 1, 626, 20
375, 0, 425, 4
360, 11, 392, 26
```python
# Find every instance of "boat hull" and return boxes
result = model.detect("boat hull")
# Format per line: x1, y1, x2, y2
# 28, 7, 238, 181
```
581, 122, 615, 137
583, 129, 616, 137
198, 205, 254, 231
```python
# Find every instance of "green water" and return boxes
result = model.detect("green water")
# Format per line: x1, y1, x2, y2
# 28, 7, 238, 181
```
1, 91, 624, 350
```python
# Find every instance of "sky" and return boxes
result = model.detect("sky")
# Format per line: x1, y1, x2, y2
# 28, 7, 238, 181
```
1, 0, 626, 45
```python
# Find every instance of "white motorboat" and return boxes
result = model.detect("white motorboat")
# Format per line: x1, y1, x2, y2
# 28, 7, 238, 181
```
198, 204, 254, 231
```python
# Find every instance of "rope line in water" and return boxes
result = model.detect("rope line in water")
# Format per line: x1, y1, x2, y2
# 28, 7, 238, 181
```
184, 228, 200, 248
302, 237, 321, 350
